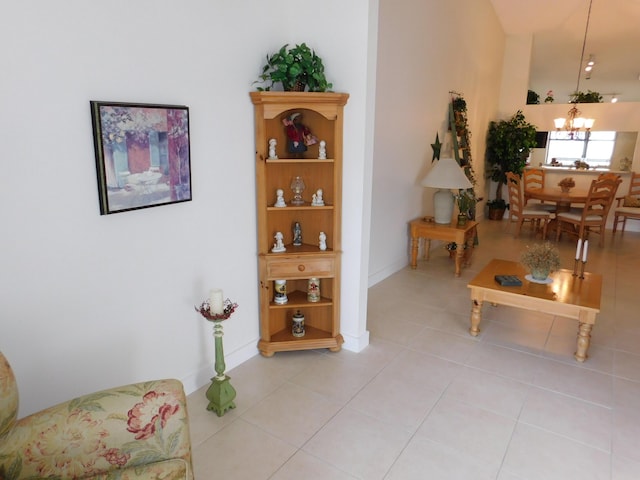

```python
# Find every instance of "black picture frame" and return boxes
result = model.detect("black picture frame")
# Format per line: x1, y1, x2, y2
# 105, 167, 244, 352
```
90, 101, 192, 215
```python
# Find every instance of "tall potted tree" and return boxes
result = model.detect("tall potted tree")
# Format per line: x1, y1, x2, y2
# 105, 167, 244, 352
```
485, 110, 537, 219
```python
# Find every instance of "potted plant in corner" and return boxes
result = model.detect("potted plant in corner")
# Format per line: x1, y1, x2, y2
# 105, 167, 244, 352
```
254, 43, 333, 92
485, 110, 537, 220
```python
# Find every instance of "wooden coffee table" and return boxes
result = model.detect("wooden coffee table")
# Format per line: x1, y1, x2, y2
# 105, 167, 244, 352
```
409, 218, 477, 277
467, 259, 602, 362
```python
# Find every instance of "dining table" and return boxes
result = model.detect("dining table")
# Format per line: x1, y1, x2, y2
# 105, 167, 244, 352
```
525, 187, 589, 213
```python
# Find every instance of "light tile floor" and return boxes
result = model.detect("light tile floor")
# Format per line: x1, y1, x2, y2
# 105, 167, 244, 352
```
188, 220, 640, 480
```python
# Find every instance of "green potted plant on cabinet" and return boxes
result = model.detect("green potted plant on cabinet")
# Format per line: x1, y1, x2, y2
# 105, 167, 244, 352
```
485, 110, 537, 220
569, 90, 603, 103
254, 43, 333, 92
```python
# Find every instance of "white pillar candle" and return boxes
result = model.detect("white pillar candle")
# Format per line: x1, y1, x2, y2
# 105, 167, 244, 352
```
582, 240, 588, 262
575, 238, 582, 260
210, 289, 224, 314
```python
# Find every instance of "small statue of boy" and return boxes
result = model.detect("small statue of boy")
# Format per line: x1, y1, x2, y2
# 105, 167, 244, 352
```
318, 140, 327, 159
274, 188, 286, 207
268, 138, 278, 159
311, 188, 324, 206
319, 232, 327, 251
272, 231, 286, 252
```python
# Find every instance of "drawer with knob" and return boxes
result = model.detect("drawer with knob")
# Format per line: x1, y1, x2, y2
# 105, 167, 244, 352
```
266, 255, 336, 279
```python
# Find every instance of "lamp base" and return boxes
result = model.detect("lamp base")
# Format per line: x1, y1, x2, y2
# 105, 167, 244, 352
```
433, 189, 454, 224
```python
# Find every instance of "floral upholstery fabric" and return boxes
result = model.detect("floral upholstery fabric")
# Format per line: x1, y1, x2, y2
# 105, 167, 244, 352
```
0, 351, 194, 480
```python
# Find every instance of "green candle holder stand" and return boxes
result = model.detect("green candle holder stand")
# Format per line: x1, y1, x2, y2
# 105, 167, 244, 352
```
195, 299, 238, 416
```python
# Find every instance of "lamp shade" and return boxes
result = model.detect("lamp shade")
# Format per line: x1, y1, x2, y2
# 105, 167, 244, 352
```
421, 158, 472, 189
421, 158, 472, 224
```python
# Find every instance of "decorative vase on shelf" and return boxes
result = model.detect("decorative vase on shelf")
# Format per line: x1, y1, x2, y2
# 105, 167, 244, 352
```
290, 176, 305, 205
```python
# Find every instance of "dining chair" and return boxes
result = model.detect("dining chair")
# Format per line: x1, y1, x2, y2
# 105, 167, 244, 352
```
523, 167, 555, 211
506, 172, 552, 239
597, 172, 621, 182
555, 176, 622, 246
613, 171, 640, 234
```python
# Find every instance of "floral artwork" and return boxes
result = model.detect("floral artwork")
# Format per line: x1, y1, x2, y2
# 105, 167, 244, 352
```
91, 101, 192, 215
0, 350, 193, 480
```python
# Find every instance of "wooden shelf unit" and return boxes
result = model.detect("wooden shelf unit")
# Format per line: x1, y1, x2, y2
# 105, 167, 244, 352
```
250, 91, 348, 357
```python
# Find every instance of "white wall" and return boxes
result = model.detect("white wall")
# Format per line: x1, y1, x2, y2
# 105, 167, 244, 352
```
368, 0, 506, 285
0, 0, 373, 417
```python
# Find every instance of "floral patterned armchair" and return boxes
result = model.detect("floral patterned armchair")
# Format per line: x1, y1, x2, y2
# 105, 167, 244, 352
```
0, 351, 194, 480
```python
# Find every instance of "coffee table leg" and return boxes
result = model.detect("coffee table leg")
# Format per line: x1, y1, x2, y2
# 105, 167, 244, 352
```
574, 322, 592, 362
470, 299, 482, 336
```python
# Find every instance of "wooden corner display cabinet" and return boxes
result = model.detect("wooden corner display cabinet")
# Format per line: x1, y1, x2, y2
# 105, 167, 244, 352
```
250, 92, 348, 357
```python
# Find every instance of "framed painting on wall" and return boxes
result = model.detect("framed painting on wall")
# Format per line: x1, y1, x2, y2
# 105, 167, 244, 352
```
90, 101, 192, 215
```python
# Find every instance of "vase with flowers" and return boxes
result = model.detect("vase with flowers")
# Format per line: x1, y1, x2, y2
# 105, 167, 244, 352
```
544, 90, 554, 103
558, 177, 575, 193
520, 242, 561, 283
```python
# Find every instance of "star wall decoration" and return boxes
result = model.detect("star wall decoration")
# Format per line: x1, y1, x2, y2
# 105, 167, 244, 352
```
431, 133, 442, 162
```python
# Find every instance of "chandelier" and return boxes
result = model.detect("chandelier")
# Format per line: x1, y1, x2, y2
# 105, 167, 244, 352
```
553, 0, 595, 138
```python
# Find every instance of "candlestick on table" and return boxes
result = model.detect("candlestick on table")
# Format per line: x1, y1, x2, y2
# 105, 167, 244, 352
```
573, 238, 582, 276
575, 239, 582, 260
579, 240, 588, 279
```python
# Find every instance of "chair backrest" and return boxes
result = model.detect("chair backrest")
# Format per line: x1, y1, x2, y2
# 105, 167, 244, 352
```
627, 171, 640, 197
0, 351, 19, 437
523, 168, 545, 191
597, 172, 621, 182
506, 172, 524, 215
581, 176, 623, 221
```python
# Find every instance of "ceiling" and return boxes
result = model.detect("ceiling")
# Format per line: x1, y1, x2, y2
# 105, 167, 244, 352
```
489, 0, 640, 102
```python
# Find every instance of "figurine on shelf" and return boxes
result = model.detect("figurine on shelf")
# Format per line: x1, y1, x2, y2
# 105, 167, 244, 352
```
268, 138, 278, 159
293, 221, 302, 246
318, 140, 327, 159
272, 231, 286, 252
319, 231, 327, 251
282, 112, 317, 154
274, 188, 286, 207
311, 188, 325, 206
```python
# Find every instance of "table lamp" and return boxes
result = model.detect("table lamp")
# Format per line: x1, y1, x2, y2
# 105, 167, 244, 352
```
421, 158, 472, 224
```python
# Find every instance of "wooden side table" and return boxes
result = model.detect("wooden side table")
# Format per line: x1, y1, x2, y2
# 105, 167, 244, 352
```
409, 218, 477, 276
